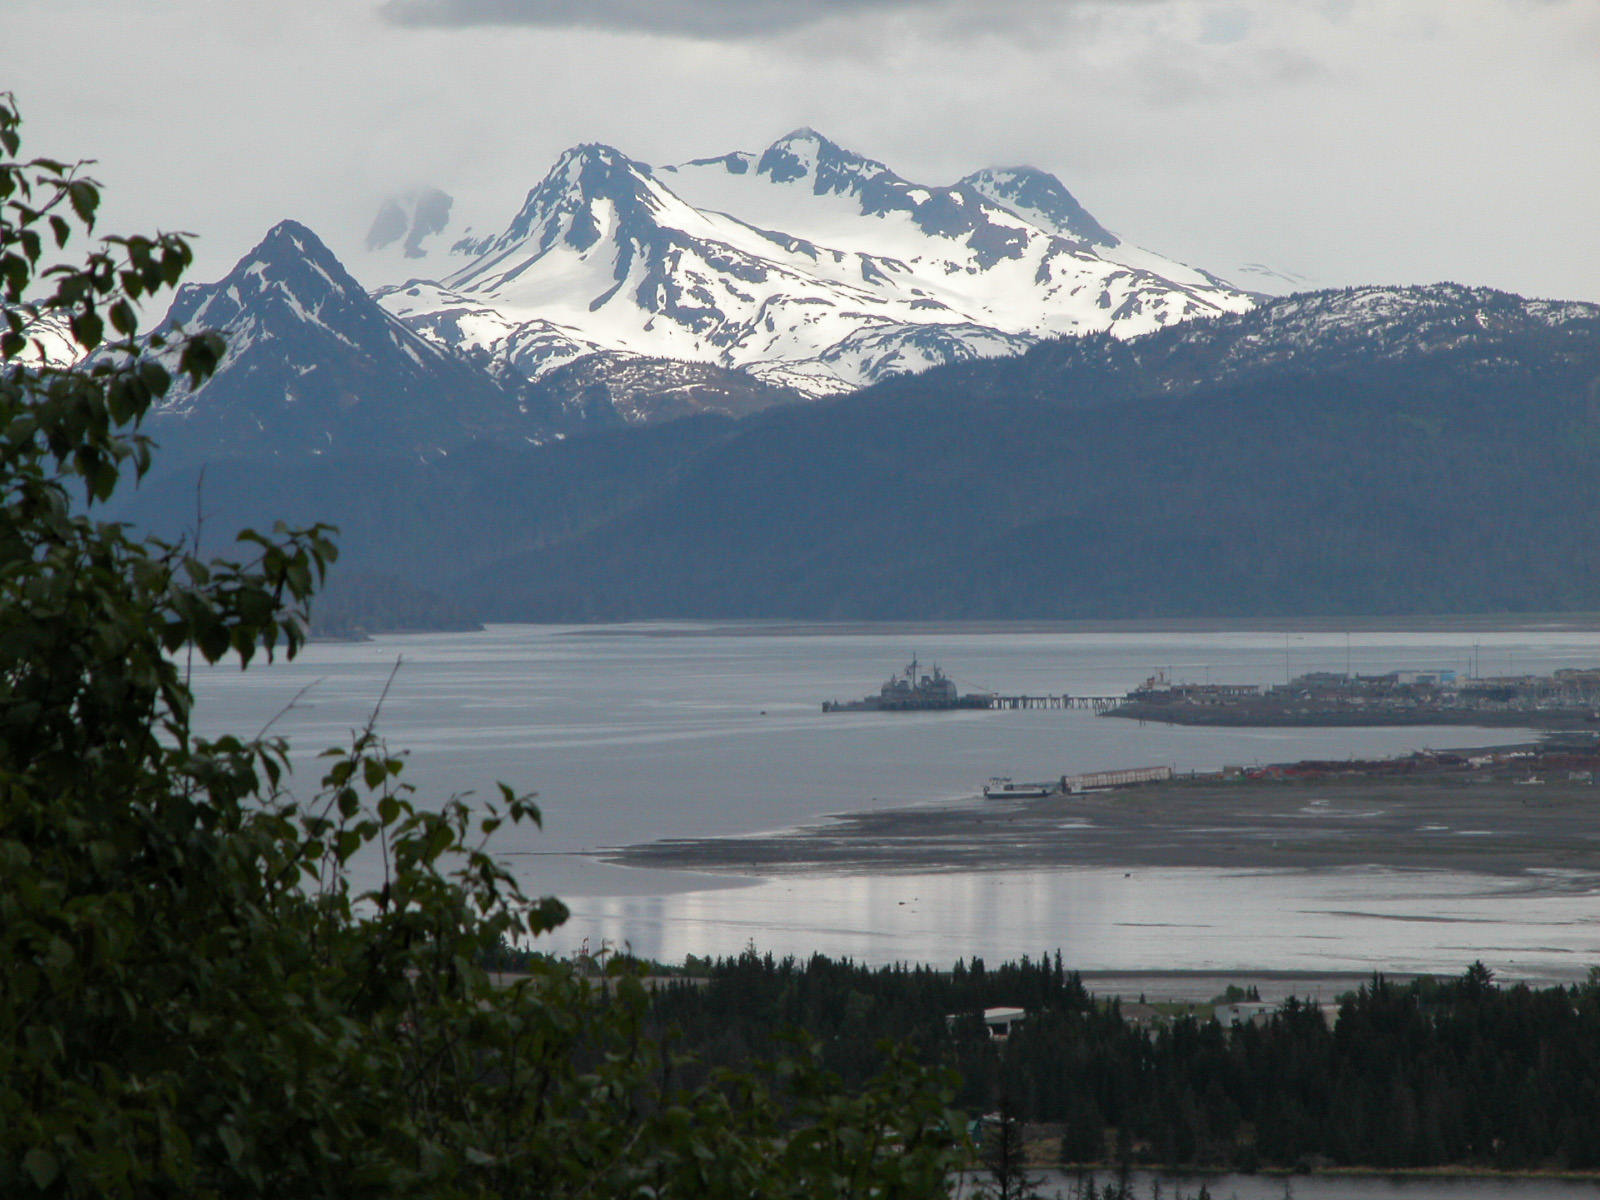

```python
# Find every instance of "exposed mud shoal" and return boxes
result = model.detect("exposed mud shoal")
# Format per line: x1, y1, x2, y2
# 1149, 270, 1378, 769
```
607, 775, 1600, 877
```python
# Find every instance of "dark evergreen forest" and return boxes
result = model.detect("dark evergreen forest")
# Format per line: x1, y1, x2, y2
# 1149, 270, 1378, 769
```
643, 953, 1600, 1172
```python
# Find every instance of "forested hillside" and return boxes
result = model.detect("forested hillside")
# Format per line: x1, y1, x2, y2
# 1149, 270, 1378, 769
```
116, 415, 735, 593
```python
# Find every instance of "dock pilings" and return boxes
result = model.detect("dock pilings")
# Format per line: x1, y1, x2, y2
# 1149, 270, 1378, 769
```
984, 694, 1122, 712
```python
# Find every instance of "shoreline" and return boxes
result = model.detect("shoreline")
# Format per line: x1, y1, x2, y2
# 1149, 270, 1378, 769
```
1106, 705, 1600, 730
551, 614, 1600, 637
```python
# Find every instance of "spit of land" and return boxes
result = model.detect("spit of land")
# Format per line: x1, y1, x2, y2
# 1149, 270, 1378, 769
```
609, 740, 1600, 877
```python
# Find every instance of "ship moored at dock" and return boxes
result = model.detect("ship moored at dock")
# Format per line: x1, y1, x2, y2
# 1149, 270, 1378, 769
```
821, 658, 1122, 713
823, 657, 992, 712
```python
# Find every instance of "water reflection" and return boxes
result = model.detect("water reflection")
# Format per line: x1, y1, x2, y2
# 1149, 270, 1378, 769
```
551, 866, 1600, 984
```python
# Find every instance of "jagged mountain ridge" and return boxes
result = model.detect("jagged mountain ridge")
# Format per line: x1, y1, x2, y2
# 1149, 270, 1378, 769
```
865, 283, 1600, 409
148, 220, 543, 461
379, 129, 1254, 399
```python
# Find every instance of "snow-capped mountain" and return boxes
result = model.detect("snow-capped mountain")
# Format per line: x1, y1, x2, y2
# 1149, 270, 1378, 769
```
149, 220, 539, 461
378, 129, 1254, 399
5, 308, 80, 369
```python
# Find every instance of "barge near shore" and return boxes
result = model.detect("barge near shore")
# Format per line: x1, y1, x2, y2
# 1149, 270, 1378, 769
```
1105, 668, 1600, 729
983, 766, 1174, 799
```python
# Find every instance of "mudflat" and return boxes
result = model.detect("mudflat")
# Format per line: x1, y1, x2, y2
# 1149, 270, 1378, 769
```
607, 773, 1600, 876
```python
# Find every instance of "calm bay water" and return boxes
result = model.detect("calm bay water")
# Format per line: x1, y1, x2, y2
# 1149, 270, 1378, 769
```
188, 622, 1600, 978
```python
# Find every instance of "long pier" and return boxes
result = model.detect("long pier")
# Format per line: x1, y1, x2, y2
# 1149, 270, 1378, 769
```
985, 694, 1123, 712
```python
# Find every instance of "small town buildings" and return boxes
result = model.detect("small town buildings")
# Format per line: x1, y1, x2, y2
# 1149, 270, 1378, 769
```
1214, 1001, 1276, 1027
983, 1006, 1027, 1039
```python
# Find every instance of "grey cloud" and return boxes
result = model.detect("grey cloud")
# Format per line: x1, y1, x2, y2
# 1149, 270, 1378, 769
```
404, 188, 452, 258
366, 188, 454, 259
366, 199, 409, 251
378, 0, 932, 37
1198, 8, 1252, 45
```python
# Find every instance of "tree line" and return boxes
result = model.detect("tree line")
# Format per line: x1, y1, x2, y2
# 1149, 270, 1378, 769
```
645, 951, 1600, 1172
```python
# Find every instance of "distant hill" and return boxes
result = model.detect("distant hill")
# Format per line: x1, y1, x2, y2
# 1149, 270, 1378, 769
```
115, 415, 735, 587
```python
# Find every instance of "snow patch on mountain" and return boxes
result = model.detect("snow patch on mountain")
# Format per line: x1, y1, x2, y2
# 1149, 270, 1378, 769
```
816, 322, 1037, 383
958, 166, 1118, 249
376, 279, 607, 384
4, 308, 82, 369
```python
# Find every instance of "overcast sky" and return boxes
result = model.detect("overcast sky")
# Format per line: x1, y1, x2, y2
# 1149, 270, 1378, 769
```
3, 0, 1596, 301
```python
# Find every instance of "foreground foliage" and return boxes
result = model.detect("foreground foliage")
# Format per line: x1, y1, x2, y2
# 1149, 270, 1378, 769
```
0, 93, 960, 1197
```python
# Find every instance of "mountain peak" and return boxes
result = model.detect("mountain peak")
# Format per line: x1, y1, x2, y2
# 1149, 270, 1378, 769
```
768, 126, 831, 151
756, 128, 895, 193
551, 141, 640, 174
257, 218, 353, 269
153, 220, 530, 461
535, 142, 652, 209
165, 218, 403, 350
217, 219, 371, 306
459, 142, 658, 260
959, 166, 1118, 248
261, 217, 317, 244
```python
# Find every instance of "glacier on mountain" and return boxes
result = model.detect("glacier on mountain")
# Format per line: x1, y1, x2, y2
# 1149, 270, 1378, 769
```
376, 128, 1255, 401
